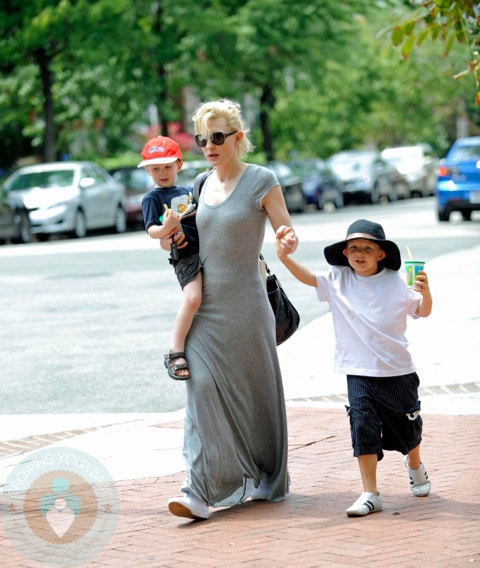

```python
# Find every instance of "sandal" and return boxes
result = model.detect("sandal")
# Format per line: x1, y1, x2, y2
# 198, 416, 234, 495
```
164, 351, 191, 381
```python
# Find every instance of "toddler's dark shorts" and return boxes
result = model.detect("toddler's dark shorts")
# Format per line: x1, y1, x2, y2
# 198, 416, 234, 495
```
173, 254, 203, 289
346, 373, 423, 461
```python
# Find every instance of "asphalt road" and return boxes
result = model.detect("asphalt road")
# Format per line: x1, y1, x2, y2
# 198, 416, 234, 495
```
1, 198, 479, 414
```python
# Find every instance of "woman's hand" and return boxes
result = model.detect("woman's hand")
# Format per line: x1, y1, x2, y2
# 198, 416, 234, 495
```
275, 225, 298, 256
159, 230, 188, 251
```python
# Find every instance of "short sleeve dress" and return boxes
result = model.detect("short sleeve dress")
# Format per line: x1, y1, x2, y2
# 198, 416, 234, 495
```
181, 164, 290, 508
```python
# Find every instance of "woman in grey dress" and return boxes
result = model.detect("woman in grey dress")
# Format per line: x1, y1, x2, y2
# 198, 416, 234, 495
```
165, 99, 298, 520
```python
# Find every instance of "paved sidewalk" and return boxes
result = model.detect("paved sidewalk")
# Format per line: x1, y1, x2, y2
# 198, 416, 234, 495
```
1, 406, 479, 567
0, 244, 479, 567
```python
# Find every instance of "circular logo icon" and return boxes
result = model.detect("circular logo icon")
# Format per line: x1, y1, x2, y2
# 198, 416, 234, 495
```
2, 447, 119, 566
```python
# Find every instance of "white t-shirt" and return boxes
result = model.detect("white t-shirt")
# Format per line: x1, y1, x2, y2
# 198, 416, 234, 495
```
315, 266, 421, 377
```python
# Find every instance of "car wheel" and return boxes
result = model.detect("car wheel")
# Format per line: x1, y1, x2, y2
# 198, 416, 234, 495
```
461, 210, 472, 221
397, 181, 409, 200
437, 207, 450, 222
316, 194, 325, 211
11, 210, 32, 244
335, 191, 344, 209
114, 206, 127, 233
369, 184, 380, 204
71, 210, 87, 239
388, 182, 397, 202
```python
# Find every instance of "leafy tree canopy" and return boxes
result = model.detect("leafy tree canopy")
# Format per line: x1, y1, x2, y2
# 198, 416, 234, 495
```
390, 0, 480, 105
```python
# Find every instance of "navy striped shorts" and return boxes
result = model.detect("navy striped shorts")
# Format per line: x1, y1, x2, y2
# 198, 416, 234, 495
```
346, 373, 423, 461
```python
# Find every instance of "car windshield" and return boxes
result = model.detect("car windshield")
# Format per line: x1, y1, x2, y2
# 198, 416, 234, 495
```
451, 144, 480, 161
8, 170, 74, 191
290, 162, 317, 176
383, 148, 421, 164
330, 152, 374, 166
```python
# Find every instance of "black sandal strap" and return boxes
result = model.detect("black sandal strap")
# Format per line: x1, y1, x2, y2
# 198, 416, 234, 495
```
164, 351, 187, 361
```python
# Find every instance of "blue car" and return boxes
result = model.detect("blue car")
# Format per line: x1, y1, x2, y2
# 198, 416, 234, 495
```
289, 159, 344, 210
436, 136, 480, 221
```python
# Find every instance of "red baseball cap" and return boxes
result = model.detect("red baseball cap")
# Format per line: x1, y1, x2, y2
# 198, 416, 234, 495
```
137, 136, 183, 167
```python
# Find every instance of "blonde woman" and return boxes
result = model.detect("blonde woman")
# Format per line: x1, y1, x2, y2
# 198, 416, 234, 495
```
162, 99, 298, 520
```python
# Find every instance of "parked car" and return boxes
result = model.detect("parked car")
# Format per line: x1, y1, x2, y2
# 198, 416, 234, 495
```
0, 185, 32, 244
3, 161, 127, 240
265, 161, 306, 213
381, 144, 438, 197
109, 166, 153, 227
176, 159, 212, 188
288, 158, 344, 210
435, 136, 480, 222
327, 150, 399, 204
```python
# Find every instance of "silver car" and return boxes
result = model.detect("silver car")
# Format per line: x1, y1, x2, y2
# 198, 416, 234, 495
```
328, 150, 398, 204
3, 161, 127, 240
381, 144, 438, 198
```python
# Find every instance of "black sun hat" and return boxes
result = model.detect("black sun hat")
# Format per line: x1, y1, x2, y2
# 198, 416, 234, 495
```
324, 219, 401, 271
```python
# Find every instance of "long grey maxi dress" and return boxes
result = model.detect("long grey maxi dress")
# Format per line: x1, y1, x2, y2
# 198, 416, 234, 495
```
181, 164, 290, 508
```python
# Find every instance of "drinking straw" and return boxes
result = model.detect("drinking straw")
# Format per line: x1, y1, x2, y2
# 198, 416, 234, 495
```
406, 245, 413, 260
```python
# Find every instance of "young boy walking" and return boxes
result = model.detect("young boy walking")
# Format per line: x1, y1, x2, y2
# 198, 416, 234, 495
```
276, 218, 433, 517
140, 136, 202, 381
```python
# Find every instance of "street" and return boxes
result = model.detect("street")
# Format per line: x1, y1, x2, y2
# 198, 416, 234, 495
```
1, 197, 479, 414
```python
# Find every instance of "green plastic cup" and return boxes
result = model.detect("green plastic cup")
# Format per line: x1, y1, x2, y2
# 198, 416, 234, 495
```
405, 260, 425, 288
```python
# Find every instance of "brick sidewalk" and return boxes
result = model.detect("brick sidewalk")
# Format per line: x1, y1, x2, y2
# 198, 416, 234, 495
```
1, 407, 479, 567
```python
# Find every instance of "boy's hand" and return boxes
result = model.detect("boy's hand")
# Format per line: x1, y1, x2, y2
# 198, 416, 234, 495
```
414, 270, 429, 294
414, 269, 433, 317
162, 206, 180, 231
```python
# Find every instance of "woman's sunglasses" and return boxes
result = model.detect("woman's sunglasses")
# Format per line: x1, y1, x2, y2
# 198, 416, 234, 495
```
194, 131, 238, 148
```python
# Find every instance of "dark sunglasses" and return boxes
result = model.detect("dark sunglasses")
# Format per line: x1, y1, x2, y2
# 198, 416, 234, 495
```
194, 131, 238, 148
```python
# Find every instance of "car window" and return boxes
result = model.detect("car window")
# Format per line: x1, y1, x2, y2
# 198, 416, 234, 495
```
8, 170, 74, 190
451, 144, 480, 161
90, 164, 110, 183
80, 164, 96, 181
274, 164, 292, 177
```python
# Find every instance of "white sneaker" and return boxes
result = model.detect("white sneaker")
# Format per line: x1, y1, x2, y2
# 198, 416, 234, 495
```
405, 456, 431, 497
346, 492, 383, 517
168, 493, 209, 520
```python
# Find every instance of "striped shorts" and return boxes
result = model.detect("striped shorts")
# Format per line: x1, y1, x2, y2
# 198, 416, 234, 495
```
346, 373, 423, 461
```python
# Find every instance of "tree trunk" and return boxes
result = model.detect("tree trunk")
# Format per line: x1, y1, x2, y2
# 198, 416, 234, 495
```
152, 4, 169, 137
36, 48, 56, 162
260, 85, 276, 162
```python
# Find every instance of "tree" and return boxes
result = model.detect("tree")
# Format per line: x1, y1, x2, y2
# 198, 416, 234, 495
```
174, 0, 373, 160
391, 0, 480, 105
0, 0, 136, 162
269, 5, 477, 159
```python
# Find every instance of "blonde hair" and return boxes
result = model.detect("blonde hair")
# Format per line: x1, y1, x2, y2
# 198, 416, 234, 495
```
192, 99, 254, 158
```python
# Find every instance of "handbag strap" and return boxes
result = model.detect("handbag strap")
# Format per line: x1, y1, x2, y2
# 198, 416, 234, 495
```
193, 170, 213, 203
259, 253, 272, 275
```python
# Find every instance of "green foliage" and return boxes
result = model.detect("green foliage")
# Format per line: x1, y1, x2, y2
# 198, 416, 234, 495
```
390, 0, 480, 105
0, 0, 478, 169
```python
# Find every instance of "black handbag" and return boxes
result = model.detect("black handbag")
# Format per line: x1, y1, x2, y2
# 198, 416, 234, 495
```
260, 254, 300, 345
